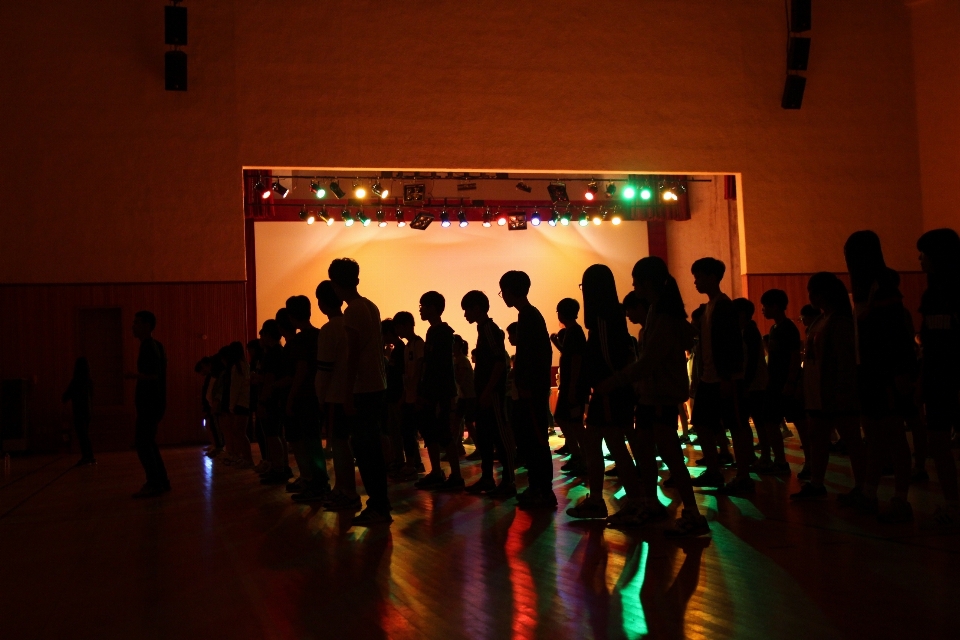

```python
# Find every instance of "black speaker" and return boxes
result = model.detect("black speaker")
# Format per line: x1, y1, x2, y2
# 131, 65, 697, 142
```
791, 0, 811, 32
781, 75, 806, 109
787, 37, 811, 71
165, 6, 187, 45
165, 50, 187, 91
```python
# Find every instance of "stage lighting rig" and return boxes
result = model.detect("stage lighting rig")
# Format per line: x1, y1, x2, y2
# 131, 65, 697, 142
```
530, 209, 541, 226
358, 209, 371, 226
605, 182, 617, 198
440, 210, 451, 228
376, 209, 387, 227
353, 181, 367, 199
371, 181, 389, 198
395, 207, 406, 227
272, 180, 289, 198
482, 208, 492, 227
310, 181, 326, 198
548, 181, 569, 203
342, 208, 354, 227
458, 209, 468, 227
255, 179, 271, 199
584, 180, 598, 201
329, 180, 346, 199
515, 181, 532, 193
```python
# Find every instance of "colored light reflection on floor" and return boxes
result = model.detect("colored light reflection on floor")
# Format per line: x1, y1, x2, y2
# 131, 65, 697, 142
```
614, 541, 649, 638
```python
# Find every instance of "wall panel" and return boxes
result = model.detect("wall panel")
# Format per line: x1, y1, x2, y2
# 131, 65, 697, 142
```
0, 283, 247, 451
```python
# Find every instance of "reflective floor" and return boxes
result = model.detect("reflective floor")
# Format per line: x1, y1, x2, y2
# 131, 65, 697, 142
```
1, 436, 958, 639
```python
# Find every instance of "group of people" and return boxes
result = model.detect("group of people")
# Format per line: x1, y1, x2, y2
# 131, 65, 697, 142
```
66, 228, 960, 532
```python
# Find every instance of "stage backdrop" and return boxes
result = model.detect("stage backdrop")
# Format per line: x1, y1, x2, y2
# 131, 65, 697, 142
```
255, 221, 649, 362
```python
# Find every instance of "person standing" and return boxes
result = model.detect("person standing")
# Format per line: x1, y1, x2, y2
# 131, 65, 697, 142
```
127, 311, 170, 498
63, 357, 95, 466
550, 298, 588, 478
329, 258, 392, 526
499, 270, 556, 509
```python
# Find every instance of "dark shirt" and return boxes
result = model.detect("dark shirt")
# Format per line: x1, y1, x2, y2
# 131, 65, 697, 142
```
386, 343, 406, 403
582, 317, 634, 391
201, 375, 212, 414
766, 318, 801, 393
420, 322, 457, 401
136, 337, 166, 417
258, 345, 285, 415
558, 324, 587, 403
288, 326, 320, 415
515, 305, 553, 399
920, 284, 960, 396
857, 275, 916, 384
63, 377, 92, 422
474, 318, 506, 397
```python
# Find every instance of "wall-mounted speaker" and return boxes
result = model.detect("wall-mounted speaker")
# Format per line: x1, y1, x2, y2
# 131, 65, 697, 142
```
791, 0, 811, 32
165, 6, 187, 45
781, 75, 806, 109
787, 37, 811, 71
165, 50, 187, 91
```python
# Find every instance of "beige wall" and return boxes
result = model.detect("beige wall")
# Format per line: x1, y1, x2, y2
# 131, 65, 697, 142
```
255, 220, 648, 362
910, 0, 960, 232
0, 1, 928, 284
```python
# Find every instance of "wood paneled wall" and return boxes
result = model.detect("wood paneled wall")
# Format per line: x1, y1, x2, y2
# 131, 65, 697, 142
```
743, 272, 926, 335
0, 283, 247, 451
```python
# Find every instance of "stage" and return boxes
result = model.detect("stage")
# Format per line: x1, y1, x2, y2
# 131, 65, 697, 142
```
0, 437, 956, 639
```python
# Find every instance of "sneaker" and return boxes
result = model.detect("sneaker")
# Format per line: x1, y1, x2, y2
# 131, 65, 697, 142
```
323, 492, 363, 512
664, 509, 710, 538
877, 497, 913, 524
292, 486, 332, 504
517, 490, 558, 510
921, 505, 960, 530
132, 484, 164, 499
285, 478, 306, 494
604, 465, 619, 477
414, 471, 446, 490
836, 487, 877, 513
718, 476, 755, 495
487, 481, 517, 499
790, 483, 827, 500
797, 467, 811, 481
690, 471, 725, 488
566, 496, 608, 519
717, 452, 734, 466
351, 507, 393, 526
606, 502, 643, 528
911, 467, 930, 483
436, 476, 466, 492
465, 478, 497, 494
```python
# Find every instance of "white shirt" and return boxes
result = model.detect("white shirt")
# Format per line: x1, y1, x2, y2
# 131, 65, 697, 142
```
343, 296, 387, 394
315, 316, 349, 404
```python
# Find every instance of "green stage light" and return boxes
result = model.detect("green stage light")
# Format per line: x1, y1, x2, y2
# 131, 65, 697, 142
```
623, 185, 636, 200
639, 186, 653, 201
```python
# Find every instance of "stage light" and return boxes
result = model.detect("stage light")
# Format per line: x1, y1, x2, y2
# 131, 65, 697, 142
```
329, 180, 345, 198
358, 209, 371, 226
660, 179, 684, 202
622, 185, 636, 200
515, 181, 532, 193
578, 209, 589, 226
411, 211, 434, 230
639, 185, 653, 201
310, 181, 326, 199
353, 181, 367, 199
605, 182, 617, 197
560, 208, 571, 226
592, 214, 602, 225
272, 180, 289, 198
440, 210, 451, 228
611, 213, 622, 225
299, 206, 315, 224
371, 181, 389, 198
530, 209, 541, 226
255, 179, 271, 199
319, 208, 333, 225
376, 209, 387, 227
497, 214, 507, 227
395, 207, 406, 227
457, 209, 468, 227
585, 180, 598, 201
342, 208, 354, 226
548, 208, 559, 227
482, 208, 492, 227
548, 181, 569, 203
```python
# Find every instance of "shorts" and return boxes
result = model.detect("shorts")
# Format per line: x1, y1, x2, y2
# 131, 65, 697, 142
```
554, 395, 584, 424
585, 388, 635, 429
924, 392, 960, 432
420, 398, 453, 446
635, 404, 679, 430
691, 381, 745, 434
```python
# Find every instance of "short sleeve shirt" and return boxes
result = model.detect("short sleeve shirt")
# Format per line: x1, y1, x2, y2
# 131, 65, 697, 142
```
766, 319, 801, 392
343, 297, 387, 394
474, 318, 506, 396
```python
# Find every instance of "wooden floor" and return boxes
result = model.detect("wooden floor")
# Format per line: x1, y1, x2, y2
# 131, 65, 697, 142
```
1, 435, 958, 640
